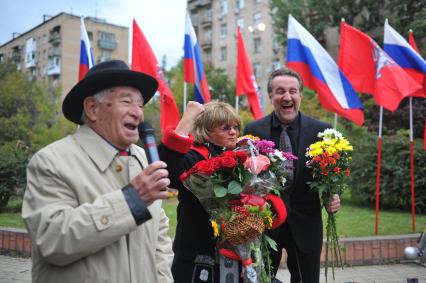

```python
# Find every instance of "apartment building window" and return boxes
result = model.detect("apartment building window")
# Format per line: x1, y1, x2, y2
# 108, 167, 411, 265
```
206, 7, 212, 21
273, 37, 281, 50
205, 49, 212, 65
272, 59, 281, 70
236, 18, 244, 28
99, 50, 112, 63
25, 37, 37, 68
88, 31, 93, 41
254, 37, 261, 53
98, 31, 117, 50
205, 29, 212, 41
253, 62, 261, 78
220, 0, 228, 17
99, 31, 115, 41
220, 23, 227, 39
254, 0, 262, 3
191, 13, 198, 25
253, 12, 262, 26
237, 0, 245, 9
220, 46, 227, 61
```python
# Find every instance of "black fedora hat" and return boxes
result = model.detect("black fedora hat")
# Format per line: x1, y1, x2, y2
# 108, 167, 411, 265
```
62, 60, 158, 124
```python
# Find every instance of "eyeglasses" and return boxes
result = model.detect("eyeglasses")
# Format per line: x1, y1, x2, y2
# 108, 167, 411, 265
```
219, 125, 241, 132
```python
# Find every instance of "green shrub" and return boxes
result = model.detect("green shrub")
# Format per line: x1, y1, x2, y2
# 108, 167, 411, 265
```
349, 130, 426, 213
0, 143, 29, 211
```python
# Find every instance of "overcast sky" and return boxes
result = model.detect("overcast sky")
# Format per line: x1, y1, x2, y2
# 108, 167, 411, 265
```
0, 0, 186, 69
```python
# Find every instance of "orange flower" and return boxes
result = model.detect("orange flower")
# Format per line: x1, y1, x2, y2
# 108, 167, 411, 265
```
345, 168, 350, 176
333, 152, 340, 159
333, 167, 341, 174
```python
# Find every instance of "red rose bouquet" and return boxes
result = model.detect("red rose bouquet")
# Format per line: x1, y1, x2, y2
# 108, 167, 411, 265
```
306, 128, 353, 282
180, 135, 296, 283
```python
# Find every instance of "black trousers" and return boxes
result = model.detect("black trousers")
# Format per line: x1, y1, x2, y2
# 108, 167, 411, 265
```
270, 222, 321, 283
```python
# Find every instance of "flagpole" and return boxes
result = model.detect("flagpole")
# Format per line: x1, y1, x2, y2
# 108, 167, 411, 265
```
408, 29, 418, 233
375, 106, 383, 235
183, 82, 187, 112
409, 96, 416, 232
235, 96, 239, 113
334, 113, 338, 129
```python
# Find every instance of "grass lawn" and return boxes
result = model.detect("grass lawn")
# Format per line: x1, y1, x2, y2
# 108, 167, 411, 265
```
2, 197, 425, 239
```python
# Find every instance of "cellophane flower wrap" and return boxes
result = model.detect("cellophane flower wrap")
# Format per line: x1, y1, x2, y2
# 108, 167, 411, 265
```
306, 128, 353, 282
180, 135, 297, 283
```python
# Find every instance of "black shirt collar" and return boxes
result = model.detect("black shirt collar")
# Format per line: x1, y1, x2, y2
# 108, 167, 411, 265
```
272, 111, 300, 130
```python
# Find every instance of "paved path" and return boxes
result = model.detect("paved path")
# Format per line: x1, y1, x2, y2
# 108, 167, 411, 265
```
276, 262, 426, 283
1, 255, 425, 283
0, 255, 31, 283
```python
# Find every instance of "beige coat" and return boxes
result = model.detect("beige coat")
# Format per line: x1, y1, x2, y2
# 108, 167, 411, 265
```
22, 125, 173, 283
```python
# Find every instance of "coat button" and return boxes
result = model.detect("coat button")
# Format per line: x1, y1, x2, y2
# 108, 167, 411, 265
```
101, 216, 109, 225
115, 165, 122, 172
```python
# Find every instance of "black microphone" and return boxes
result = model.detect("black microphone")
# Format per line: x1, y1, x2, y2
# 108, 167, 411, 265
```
138, 122, 160, 163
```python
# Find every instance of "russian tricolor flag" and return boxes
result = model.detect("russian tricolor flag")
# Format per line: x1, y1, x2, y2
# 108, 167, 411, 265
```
79, 17, 94, 81
384, 20, 426, 97
286, 15, 364, 126
184, 12, 211, 103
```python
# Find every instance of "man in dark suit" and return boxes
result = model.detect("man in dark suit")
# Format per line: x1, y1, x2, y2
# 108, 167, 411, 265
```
244, 68, 340, 283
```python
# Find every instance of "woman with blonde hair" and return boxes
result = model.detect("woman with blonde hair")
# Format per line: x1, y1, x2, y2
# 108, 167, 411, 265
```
159, 100, 242, 283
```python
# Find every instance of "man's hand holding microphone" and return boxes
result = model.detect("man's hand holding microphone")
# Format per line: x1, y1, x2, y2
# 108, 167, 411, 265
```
130, 122, 170, 205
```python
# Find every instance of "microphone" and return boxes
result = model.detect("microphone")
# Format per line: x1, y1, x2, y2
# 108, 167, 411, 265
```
138, 122, 160, 164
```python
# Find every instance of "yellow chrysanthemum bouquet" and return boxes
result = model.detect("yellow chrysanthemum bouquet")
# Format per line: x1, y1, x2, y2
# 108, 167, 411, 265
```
306, 129, 353, 282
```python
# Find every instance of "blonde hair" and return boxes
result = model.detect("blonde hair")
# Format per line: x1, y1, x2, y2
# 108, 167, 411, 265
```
192, 101, 241, 144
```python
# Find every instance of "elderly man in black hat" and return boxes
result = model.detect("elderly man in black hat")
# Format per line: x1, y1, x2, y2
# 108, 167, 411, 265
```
22, 60, 174, 283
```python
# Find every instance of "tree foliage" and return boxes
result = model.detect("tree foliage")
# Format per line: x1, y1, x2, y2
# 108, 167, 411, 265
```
270, 0, 426, 55
0, 61, 75, 210
348, 130, 426, 214
270, 0, 426, 136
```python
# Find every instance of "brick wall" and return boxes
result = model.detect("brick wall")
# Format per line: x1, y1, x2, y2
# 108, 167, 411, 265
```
0, 227, 420, 265
335, 234, 419, 266
0, 227, 31, 257
279, 234, 420, 268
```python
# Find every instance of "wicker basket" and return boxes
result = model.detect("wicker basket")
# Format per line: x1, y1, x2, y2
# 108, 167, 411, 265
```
222, 215, 265, 245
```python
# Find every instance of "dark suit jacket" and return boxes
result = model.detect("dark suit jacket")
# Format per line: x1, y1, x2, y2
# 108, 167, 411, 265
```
244, 112, 330, 253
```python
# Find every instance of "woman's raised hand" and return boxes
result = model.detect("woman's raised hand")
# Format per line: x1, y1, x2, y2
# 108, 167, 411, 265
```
174, 101, 205, 135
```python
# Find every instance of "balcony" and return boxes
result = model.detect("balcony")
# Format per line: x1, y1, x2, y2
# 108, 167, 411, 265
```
48, 48, 61, 57
200, 15, 212, 27
49, 32, 61, 45
200, 38, 212, 50
47, 58, 61, 76
97, 38, 117, 50
188, 0, 212, 9
25, 52, 37, 69
11, 52, 21, 63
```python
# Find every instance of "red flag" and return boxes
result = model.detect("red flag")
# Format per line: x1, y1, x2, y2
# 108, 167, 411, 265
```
408, 31, 420, 53
131, 19, 180, 133
338, 22, 422, 111
236, 27, 263, 120
408, 30, 426, 95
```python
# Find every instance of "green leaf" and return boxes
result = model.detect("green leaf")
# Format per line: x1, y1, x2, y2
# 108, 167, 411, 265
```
213, 185, 227, 198
227, 180, 242, 194
263, 234, 278, 251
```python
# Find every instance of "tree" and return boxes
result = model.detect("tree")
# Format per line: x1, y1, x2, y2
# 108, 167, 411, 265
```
0, 61, 75, 210
270, 0, 425, 55
167, 60, 237, 108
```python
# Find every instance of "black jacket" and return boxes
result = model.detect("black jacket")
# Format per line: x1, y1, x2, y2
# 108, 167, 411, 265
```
159, 138, 225, 262
244, 112, 330, 253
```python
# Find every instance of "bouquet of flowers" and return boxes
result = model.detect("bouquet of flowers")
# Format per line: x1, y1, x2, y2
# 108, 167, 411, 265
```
180, 135, 297, 283
306, 128, 353, 282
